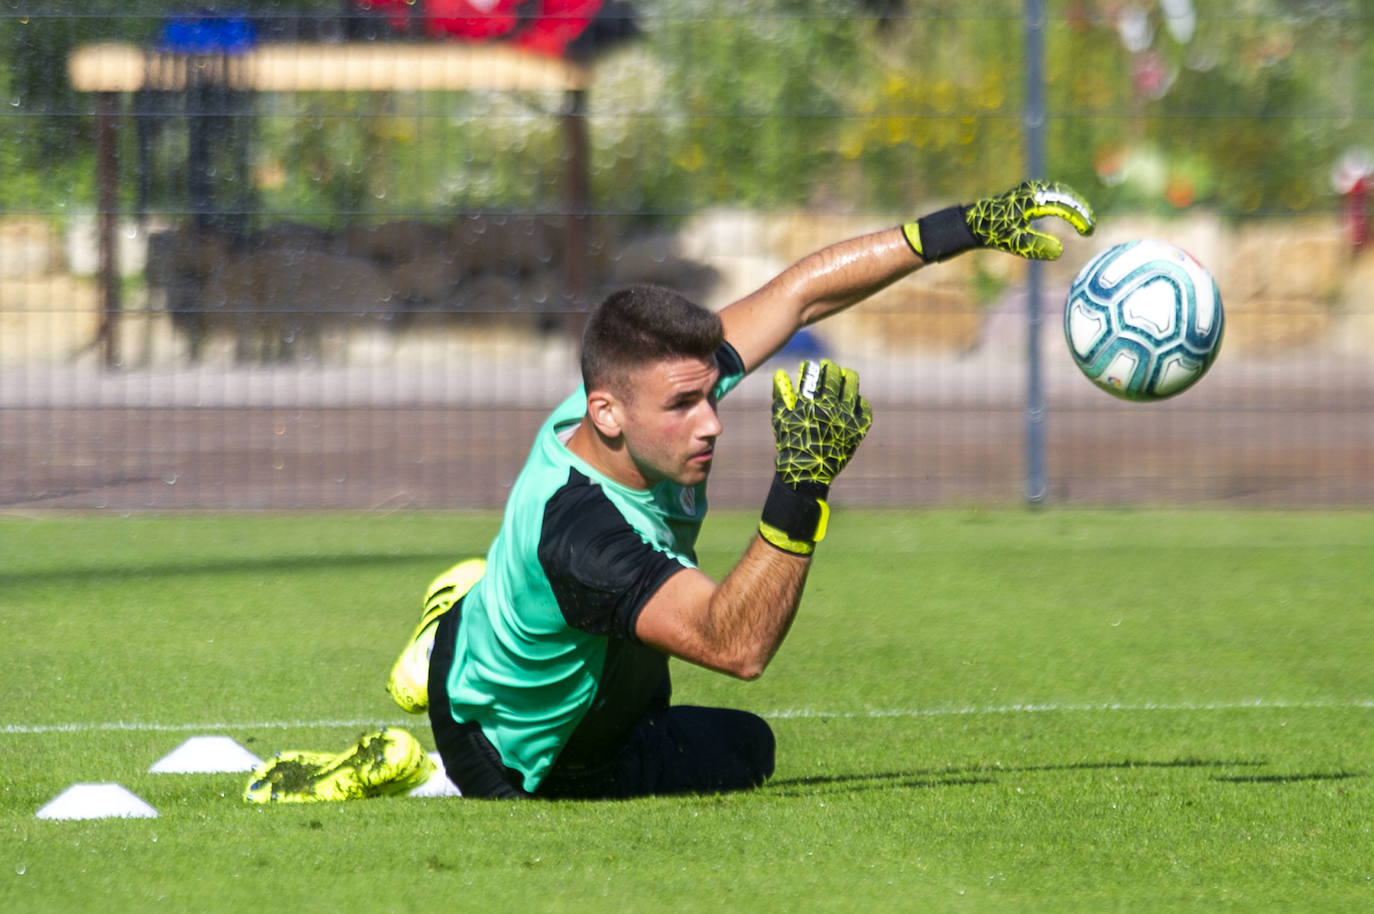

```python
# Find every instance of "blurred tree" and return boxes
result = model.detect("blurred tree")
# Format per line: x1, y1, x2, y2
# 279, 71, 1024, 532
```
0, 0, 1370, 224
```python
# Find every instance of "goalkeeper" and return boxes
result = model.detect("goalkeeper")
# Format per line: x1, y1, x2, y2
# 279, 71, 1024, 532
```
252, 182, 1094, 802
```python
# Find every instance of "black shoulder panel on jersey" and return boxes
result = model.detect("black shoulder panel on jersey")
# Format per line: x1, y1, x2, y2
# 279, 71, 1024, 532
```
538, 469, 688, 640
716, 340, 745, 381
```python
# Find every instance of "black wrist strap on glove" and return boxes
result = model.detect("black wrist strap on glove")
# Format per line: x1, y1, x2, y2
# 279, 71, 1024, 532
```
759, 476, 830, 556
901, 204, 977, 263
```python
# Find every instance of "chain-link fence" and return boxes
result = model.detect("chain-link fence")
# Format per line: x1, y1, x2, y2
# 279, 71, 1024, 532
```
2, 2, 1370, 509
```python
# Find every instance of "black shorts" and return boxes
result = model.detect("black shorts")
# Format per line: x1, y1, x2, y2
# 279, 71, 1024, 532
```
427, 606, 775, 800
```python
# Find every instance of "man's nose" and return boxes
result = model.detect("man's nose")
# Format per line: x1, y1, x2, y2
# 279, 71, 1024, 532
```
699, 402, 722, 438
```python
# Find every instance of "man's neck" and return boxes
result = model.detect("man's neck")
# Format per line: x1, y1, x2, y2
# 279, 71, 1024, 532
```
565, 418, 651, 491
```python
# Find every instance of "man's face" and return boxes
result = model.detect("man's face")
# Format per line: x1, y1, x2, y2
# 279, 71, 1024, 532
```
617, 355, 723, 488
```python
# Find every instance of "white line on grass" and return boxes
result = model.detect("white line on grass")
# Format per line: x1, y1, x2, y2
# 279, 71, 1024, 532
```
765, 699, 1374, 720
3, 699, 1370, 736
2, 718, 404, 736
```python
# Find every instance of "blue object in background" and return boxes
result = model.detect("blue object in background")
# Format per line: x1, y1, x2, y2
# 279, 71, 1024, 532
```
159, 16, 257, 54
777, 328, 827, 361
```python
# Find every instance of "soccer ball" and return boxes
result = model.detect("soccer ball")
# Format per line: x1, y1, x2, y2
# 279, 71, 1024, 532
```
1063, 239, 1224, 401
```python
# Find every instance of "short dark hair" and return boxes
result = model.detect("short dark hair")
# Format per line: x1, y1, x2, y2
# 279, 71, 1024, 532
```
580, 284, 723, 396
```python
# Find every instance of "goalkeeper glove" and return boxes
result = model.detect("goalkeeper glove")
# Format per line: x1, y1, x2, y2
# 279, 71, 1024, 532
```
759, 359, 873, 556
902, 180, 1095, 263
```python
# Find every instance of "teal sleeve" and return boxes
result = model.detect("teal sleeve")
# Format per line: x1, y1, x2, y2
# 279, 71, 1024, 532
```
713, 341, 747, 400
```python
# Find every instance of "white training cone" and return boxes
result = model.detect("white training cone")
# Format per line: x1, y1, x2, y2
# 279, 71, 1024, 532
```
36, 783, 159, 820
150, 736, 263, 774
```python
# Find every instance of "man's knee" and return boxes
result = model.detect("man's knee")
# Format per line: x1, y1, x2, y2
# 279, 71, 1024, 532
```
699, 707, 773, 787
735, 712, 776, 785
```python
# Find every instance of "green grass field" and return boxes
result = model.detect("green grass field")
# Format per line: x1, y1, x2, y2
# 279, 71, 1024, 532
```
3, 510, 1372, 912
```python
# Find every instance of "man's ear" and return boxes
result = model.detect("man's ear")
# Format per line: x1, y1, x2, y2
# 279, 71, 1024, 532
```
585, 387, 625, 439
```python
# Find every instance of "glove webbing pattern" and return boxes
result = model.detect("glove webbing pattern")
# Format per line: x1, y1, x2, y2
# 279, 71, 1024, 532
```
964, 180, 1095, 261
965, 187, 1043, 259
771, 397, 867, 490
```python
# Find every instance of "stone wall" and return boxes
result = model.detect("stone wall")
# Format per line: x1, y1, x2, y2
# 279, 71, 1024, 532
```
2, 209, 1368, 366
740, 208, 1364, 359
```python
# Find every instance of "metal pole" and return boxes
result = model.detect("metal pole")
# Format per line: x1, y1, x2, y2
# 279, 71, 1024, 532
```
1024, 0, 1047, 504
562, 88, 591, 337
96, 92, 122, 370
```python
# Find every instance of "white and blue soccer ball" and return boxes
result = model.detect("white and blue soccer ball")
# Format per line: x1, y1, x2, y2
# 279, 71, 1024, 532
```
1064, 239, 1224, 401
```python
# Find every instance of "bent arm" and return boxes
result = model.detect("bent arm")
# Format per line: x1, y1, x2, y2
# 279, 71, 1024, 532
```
634, 536, 810, 681
719, 226, 923, 374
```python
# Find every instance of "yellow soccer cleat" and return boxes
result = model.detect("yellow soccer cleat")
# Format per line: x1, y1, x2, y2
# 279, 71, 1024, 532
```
243, 727, 435, 803
386, 558, 486, 714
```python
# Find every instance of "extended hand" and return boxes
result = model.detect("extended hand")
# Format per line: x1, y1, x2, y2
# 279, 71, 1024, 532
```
965, 180, 1095, 260
759, 359, 872, 555
902, 179, 1095, 263
770, 358, 873, 491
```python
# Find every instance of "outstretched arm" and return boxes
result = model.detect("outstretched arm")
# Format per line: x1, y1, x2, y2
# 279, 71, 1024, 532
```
719, 180, 1095, 374
719, 227, 918, 374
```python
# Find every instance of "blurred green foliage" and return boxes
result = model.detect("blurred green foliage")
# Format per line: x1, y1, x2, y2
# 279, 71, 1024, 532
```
1, 1, 1370, 225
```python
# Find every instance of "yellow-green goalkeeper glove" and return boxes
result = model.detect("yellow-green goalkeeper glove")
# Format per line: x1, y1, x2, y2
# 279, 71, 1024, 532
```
759, 359, 873, 556
902, 180, 1095, 262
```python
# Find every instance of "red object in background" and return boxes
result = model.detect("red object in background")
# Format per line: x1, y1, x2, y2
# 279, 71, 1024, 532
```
1345, 176, 1368, 251
512, 0, 603, 57
355, 0, 603, 56
425, 0, 530, 42
357, 0, 421, 34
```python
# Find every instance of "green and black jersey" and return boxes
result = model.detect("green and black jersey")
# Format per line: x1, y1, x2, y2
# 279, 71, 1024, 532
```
438, 343, 747, 792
